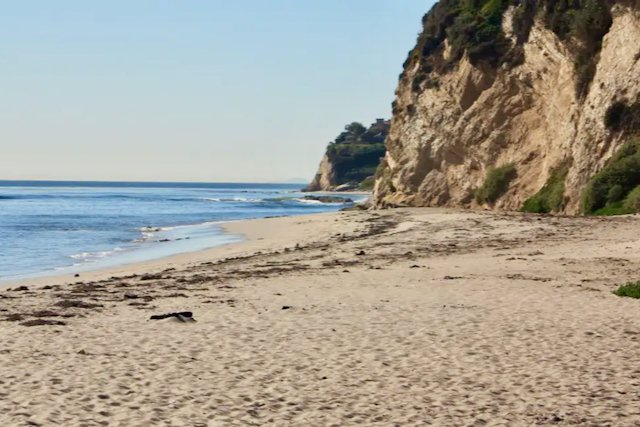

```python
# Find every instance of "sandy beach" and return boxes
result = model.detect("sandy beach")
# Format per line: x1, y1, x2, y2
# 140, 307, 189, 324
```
2, 208, 640, 426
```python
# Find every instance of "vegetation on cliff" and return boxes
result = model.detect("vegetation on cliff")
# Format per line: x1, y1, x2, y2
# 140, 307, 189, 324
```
581, 139, 640, 215
475, 164, 517, 204
521, 161, 570, 213
305, 120, 389, 191
405, 0, 614, 98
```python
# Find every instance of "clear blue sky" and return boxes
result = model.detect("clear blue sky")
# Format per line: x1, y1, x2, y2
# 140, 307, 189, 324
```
1, 1, 430, 182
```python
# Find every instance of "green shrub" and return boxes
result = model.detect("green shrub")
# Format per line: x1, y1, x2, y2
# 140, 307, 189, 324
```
614, 282, 640, 299
475, 164, 517, 204
446, 0, 511, 67
592, 202, 634, 216
323, 121, 389, 187
623, 185, 640, 211
522, 161, 570, 213
607, 184, 625, 204
582, 140, 640, 215
401, 0, 613, 99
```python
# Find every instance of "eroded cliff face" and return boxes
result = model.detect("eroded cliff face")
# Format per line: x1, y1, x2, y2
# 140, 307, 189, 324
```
305, 155, 336, 192
373, 4, 640, 214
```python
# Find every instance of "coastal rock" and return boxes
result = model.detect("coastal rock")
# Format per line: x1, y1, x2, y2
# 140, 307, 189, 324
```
302, 195, 353, 204
305, 120, 389, 192
373, 2, 640, 214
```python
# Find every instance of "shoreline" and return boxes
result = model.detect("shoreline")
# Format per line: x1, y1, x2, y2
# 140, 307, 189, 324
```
0, 211, 345, 289
2, 207, 640, 425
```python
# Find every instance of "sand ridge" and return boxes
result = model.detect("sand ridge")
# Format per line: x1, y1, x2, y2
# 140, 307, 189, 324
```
1, 208, 640, 426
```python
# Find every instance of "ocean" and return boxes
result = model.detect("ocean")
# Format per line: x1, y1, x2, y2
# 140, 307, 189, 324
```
0, 181, 364, 281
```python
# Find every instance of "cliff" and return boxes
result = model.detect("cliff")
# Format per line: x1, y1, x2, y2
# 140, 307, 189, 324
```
305, 120, 389, 191
373, 0, 640, 215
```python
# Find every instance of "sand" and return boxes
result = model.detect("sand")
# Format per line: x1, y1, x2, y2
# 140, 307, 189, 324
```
1, 208, 640, 426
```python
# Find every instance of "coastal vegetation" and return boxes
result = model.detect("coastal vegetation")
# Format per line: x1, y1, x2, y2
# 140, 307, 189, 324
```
405, 0, 614, 97
475, 164, 516, 204
306, 120, 389, 191
614, 282, 640, 299
521, 161, 570, 213
581, 139, 640, 215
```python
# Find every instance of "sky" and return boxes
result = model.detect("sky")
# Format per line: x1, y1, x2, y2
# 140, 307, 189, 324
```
0, 1, 430, 183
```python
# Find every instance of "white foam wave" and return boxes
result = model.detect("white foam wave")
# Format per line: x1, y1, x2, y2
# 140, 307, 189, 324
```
69, 247, 124, 262
203, 197, 261, 203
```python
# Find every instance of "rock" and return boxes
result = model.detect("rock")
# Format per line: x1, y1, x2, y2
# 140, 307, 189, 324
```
11, 286, 29, 292
281, 306, 292, 310
301, 195, 353, 204
373, 5, 640, 215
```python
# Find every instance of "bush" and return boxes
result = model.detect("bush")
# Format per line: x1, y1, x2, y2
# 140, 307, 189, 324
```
401, 0, 613, 99
614, 282, 640, 299
623, 185, 640, 211
475, 164, 517, 204
446, 0, 511, 67
582, 140, 640, 215
323, 121, 389, 187
521, 161, 570, 213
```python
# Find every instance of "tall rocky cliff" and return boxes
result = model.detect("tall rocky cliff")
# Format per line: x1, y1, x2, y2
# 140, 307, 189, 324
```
305, 120, 389, 191
373, 0, 640, 214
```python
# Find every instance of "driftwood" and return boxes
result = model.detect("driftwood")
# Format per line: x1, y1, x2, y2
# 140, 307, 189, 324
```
149, 311, 196, 322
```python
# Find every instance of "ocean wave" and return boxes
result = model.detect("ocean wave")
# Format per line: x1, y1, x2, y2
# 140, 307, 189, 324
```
203, 197, 262, 203
69, 247, 124, 262
293, 198, 325, 205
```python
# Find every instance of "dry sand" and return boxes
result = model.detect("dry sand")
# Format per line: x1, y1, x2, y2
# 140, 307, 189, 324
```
1, 208, 640, 426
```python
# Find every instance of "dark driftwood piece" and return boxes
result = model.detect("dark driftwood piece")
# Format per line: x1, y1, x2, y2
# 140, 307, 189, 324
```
149, 311, 196, 322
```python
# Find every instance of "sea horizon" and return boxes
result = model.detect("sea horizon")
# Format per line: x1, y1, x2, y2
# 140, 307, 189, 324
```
0, 179, 308, 187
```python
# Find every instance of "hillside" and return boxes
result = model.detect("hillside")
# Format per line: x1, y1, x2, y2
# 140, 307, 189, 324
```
304, 120, 389, 192
373, 0, 640, 214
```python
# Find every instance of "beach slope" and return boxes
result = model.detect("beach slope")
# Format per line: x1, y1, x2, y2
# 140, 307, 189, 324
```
2, 209, 640, 426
